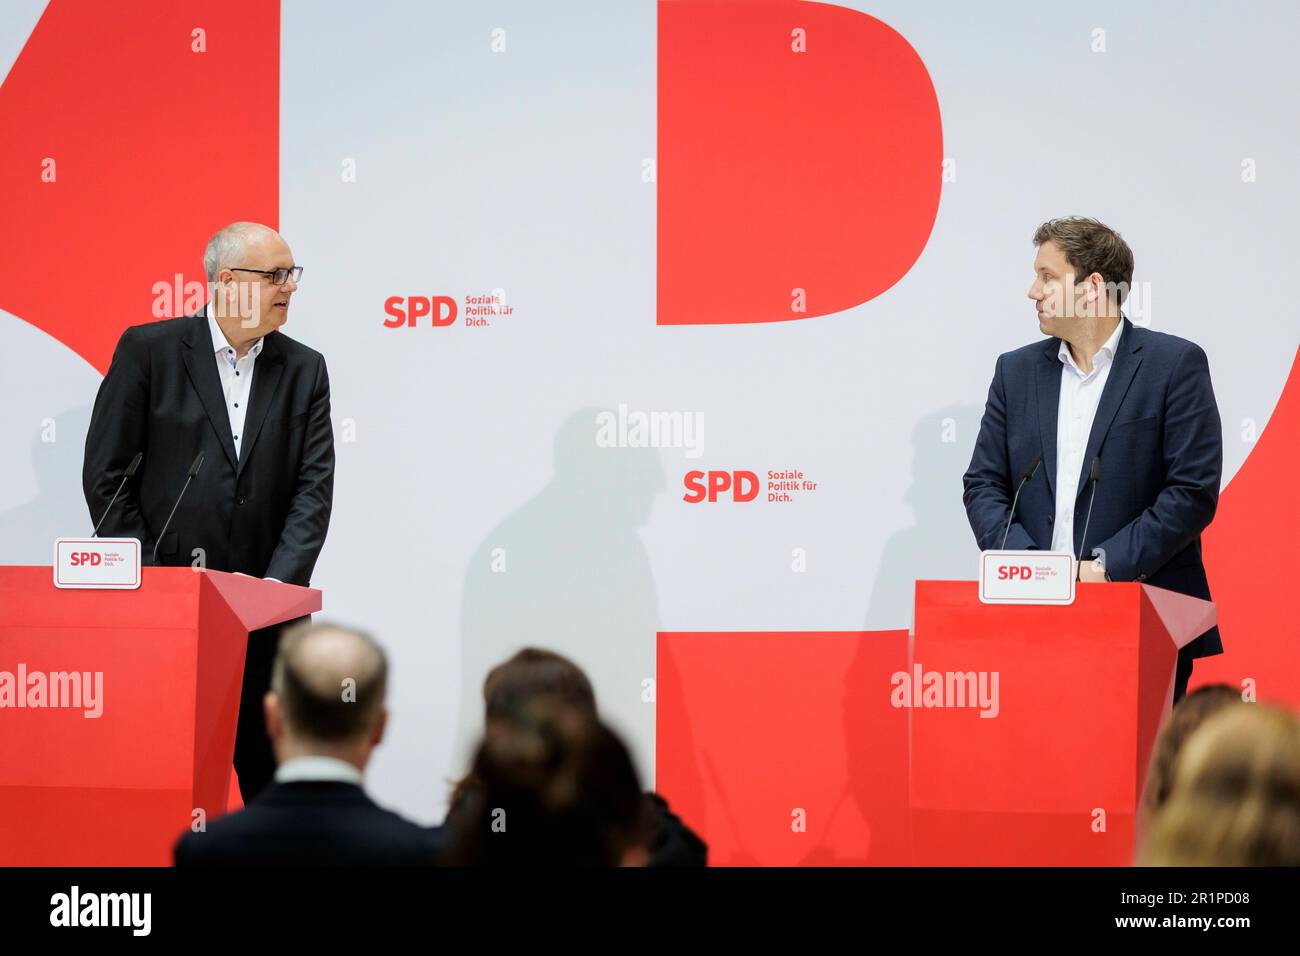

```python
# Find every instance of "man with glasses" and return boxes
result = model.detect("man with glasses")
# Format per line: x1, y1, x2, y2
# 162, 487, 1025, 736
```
83, 221, 334, 800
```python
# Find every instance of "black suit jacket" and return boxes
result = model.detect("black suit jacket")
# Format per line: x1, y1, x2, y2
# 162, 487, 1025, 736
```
173, 781, 438, 866
644, 791, 708, 866
963, 317, 1223, 657
438, 784, 707, 866
83, 310, 333, 585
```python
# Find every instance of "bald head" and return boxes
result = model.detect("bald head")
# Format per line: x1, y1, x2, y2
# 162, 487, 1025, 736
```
204, 221, 283, 283
204, 221, 298, 347
270, 622, 388, 745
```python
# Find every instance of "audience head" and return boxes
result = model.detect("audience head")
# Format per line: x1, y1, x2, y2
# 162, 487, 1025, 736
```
265, 622, 389, 771
444, 700, 651, 866
1140, 683, 1245, 826
1140, 704, 1300, 866
482, 647, 597, 721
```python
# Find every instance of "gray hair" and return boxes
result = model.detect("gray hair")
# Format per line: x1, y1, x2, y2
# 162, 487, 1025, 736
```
203, 221, 276, 283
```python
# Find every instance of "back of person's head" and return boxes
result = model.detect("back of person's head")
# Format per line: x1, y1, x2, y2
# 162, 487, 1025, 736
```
443, 700, 650, 866
448, 648, 598, 816
482, 647, 596, 721
1139, 704, 1300, 866
266, 622, 389, 768
1140, 684, 1245, 826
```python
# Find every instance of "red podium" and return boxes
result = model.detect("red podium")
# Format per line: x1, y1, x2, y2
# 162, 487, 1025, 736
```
909, 580, 1216, 866
0, 566, 320, 866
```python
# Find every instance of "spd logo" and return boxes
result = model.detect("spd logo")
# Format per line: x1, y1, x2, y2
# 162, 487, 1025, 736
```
383, 296, 458, 327
683, 470, 759, 503
997, 565, 1033, 580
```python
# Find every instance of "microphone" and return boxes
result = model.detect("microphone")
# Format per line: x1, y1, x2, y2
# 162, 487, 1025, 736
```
999, 453, 1043, 550
1077, 456, 1102, 568
152, 451, 204, 566
91, 452, 143, 537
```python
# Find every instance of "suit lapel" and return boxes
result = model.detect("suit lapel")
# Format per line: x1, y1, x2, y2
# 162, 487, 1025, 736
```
1035, 340, 1061, 501
180, 313, 239, 471
237, 332, 284, 477
1075, 317, 1143, 502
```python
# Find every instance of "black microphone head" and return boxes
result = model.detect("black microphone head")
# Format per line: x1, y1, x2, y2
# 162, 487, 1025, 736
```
124, 451, 143, 477
1090, 456, 1101, 481
188, 450, 205, 478
1025, 453, 1043, 481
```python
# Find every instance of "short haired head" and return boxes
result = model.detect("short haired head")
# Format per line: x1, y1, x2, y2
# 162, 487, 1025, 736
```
203, 221, 298, 341
269, 622, 388, 749
204, 222, 276, 284
1032, 216, 1134, 306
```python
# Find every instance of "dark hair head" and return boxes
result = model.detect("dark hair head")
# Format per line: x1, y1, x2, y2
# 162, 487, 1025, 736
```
1139, 684, 1244, 826
1033, 216, 1135, 305
270, 621, 388, 743
443, 700, 650, 866
483, 647, 596, 721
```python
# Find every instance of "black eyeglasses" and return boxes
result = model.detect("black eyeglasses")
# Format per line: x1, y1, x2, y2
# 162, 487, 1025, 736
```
230, 266, 304, 286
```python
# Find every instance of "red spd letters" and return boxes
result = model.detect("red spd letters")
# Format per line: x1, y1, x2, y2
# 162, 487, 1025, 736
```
383, 296, 458, 327
683, 470, 759, 503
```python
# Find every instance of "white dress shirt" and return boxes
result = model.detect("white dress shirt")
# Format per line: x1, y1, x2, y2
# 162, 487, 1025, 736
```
205, 308, 286, 584
206, 308, 263, 460
1050, 320, 1124, 555
274, 755, 365, 786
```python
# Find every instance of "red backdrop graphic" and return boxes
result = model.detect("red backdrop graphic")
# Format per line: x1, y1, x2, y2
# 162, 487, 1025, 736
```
657, 0, 943, 325
1196, 345, 1300, 708
0, 0, 279, 375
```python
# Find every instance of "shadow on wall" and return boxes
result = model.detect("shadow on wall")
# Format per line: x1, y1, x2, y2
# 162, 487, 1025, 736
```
831, 403, 983, 866
0, 405, 91, 564
865, 402, 984, 630
454, 407, 666, 803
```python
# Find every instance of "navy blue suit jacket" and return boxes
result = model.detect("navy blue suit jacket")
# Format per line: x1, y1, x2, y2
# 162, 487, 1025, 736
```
962, 317, 1223, 658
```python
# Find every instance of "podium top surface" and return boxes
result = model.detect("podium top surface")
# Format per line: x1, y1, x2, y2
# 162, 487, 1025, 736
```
0, 566, 321, 632
914, 580, 1215, 650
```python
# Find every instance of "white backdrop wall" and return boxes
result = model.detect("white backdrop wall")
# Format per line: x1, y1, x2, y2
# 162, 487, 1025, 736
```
1, 0, 1296, 824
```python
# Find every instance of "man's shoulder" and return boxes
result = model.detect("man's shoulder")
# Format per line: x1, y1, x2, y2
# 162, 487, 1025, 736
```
172, 802, 266, 861
213, 782, 422, 833
994, 335, 1056, 373
173, 784, 434, 864
1000, 337, 1055, 361
1126, 322, 1206, 362
266, 328, 325, 366
118, 313, 200, 347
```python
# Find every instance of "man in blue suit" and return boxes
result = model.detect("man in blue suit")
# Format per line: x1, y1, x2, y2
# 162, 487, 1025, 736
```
963, 217, 1223, 703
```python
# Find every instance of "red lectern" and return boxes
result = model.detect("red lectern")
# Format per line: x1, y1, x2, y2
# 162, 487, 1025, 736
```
0, 566, 320, 866
910, 580, 1216, 866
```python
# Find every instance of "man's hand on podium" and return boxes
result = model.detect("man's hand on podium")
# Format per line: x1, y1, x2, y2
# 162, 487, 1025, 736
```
232, 571, 284, 584
1078, 560, 1108, 583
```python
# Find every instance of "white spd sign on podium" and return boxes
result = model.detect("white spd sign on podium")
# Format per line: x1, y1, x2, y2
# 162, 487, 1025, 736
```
53, 538, 142, 590
979, 550, 1076, 605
